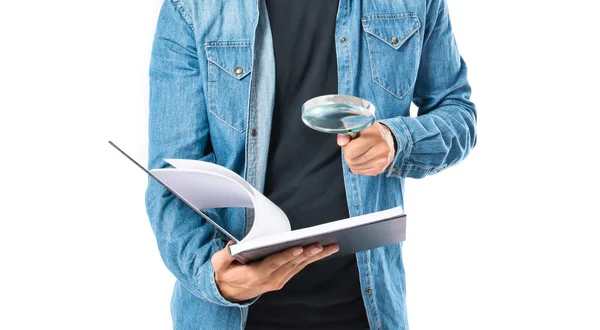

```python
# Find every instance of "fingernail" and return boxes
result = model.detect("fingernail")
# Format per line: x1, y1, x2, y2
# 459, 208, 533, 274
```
292, 248, 303, 256
311, 246, 323, 255
337, 134, 349, 146
331, 246, 340, 254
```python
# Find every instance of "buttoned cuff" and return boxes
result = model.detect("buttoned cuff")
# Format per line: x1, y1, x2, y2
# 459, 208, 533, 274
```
378, 118, 413, 178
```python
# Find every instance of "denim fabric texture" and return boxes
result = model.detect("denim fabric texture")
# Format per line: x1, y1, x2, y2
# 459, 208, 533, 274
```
146, 0, 477, 329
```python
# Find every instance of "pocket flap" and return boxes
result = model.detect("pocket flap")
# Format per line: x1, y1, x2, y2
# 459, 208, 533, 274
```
361, 14, 421, 50
205, 41, 253, 80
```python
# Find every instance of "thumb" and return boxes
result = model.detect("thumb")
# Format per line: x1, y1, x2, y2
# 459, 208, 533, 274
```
211, 240, 236, 271
337, 134, 350, 147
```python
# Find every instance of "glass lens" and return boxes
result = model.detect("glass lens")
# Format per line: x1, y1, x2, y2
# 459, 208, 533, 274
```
302, 103, 375, 134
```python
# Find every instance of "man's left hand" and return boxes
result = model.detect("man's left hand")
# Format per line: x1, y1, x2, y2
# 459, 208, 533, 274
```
337, 121, 396, 176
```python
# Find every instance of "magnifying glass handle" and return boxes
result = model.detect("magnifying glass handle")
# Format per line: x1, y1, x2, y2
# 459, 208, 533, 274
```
348, 132, 360, 140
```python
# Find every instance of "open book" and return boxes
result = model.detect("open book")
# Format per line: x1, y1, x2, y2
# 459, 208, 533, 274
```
110, 142, 407, 264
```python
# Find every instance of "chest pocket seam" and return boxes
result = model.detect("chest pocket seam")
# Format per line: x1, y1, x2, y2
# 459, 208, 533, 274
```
361, 13, 421, 100
205, 41, 253, 133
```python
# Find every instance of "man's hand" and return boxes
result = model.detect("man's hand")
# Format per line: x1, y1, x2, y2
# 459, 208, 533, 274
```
337, 121, 396, 176
212, 242, 339, 302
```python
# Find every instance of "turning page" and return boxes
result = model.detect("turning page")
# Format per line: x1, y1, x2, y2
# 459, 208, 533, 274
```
151, 160, 291, 242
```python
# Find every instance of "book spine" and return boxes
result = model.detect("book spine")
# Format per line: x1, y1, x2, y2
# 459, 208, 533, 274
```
228, 245, 251, 264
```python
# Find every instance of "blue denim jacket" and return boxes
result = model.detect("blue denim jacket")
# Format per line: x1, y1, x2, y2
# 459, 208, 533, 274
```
146, 0, 477, 329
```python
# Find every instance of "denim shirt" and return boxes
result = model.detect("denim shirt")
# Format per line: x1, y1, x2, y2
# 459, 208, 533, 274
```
146, 0, 477, 329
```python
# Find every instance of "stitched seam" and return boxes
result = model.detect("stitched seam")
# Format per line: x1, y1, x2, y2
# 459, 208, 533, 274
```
373, 78, 410, 100
196, 263, 220, 305
363, 30, 420, 100
251, 66, 258, 201
345, 0, 352, 95
354, 173, 363, 215
242, 0, 261, 238
170, 0, 194, 31
361, 13, 418, 21
396, 119, 413, 176
204, 44, 250, 133
206, 238, 235, 307
208, 109, 246, 133
366, 251, 382, 329
363, 30, 408, 49
405, 163, 447, 170
362, 20, 420, 49
364, 28, 378, 95
343, 0, 361, 217
210, 267, 227, 305
205, 41, 252, 47
246, 0, 260, 222
206, 57, 251, 79
206, 62, 246, 132
379, 119, 404, 178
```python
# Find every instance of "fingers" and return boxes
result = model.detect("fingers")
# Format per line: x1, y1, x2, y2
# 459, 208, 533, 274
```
345, 145, 390, 173
277, 244, 340, 288
258, 245, 305, 273
267, 244, 324, 280
211, 240, 236, 272
341, 122, 395, 176
341, 124, 381, 164
215, 243, 339, 300
348, 153, 390, 172
343, 137, 373, 160
213, 245, 304, 301
345, 146, 379, 167
249, 244, 319, 293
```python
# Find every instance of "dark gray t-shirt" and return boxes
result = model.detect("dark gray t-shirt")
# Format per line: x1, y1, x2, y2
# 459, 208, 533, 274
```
245, 1, 369, 329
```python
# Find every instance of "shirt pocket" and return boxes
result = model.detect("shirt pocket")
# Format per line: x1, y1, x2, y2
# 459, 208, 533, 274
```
361, 13, 421, 100
205, 41, 253, 133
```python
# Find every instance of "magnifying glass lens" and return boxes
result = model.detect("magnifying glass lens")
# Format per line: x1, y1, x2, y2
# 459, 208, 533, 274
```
302, 102, 375, 134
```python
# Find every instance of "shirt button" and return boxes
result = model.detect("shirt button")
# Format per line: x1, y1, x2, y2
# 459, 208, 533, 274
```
340, 37, 347, 43
391, 37, 399, 44
235, 66, 243, 75
251, 129, 258, 137
366, 288, 373, 294
393, 165, 398, 171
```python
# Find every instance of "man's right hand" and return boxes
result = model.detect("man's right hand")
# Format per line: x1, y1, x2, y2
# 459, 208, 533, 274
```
211, 242, 339, 302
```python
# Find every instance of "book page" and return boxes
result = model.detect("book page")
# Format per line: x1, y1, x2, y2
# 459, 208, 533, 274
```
242, 186, 290, 242
151, 169, 255, 209
152, 160, 291, 240
165, 159, 254, 193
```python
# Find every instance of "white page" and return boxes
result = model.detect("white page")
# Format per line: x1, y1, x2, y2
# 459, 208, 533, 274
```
152, 162, 291, 240
242, 187, 290, 242
165, 159, 254, 193
150, 169, 255, 209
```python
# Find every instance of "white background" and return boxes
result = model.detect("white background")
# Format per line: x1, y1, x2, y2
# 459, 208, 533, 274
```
1, 0, 599, 329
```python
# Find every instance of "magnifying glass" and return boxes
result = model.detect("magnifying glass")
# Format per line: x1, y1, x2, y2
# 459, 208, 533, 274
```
301, 94, 376, 140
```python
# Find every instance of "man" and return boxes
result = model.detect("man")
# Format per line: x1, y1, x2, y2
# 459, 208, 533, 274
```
146, 0, 476, 329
